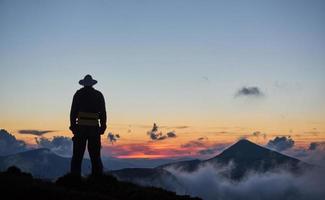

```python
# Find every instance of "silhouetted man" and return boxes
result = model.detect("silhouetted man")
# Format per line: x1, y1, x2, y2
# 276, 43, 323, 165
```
70, 74, 106, 176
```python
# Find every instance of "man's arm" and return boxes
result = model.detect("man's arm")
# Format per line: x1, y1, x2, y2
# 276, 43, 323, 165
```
99, 92, 107, 135
70, 92, 78, 133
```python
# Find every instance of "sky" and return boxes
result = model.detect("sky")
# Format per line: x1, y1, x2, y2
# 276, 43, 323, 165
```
1, 0, 325, 159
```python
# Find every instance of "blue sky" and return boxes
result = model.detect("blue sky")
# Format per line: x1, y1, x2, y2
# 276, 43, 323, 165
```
1, 0, 325, 140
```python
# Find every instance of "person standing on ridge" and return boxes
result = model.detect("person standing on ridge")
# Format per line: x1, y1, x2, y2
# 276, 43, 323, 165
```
70, 74, 107, 176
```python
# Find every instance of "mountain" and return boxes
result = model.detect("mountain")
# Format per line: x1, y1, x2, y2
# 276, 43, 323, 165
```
0, 148, 189, 179
159, 139, 311, 180
0, 166, 201, 200
0, 148, 91, 179
0, 139, 312, 192
205, 139, 308, 179
108, 139, 311, 193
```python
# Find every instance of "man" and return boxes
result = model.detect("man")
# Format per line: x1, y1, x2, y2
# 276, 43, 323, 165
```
70, 74, 107, 176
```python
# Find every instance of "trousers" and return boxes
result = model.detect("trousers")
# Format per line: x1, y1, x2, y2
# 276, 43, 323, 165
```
70, 126, 103, 176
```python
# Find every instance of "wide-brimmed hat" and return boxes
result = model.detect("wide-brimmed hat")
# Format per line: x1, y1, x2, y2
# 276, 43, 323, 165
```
79, 74, 97, 86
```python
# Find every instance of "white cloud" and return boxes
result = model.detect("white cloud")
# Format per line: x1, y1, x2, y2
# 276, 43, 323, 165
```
0, 129, 27, 156
35, 136, 72, 157
267, 136, 294, 152
165, 163, 325, 200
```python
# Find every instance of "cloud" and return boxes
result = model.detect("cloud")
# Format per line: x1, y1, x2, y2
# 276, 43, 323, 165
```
147, 123, 163, 140
103, 143, 152, 157
198, 137, 208, 141
235, 86, 264, 97
35, 136, 72, 157
172, 126, 190, 129
164, 163, 325, 200
280, 141, 325, 167
147, 123, 177, 141
181, 137, 211, 149
202, 76, 209, 81
309, 142, 325, 151
181, 140, 206, 148
285, 147, 325, 167
252, 131, 267, 139
18, 129, 55, 136
267, 136, 294, 152
0, 129, 28, 156
108, 132, 120, 144
303, 150, 325, 167
198, 144, 229, 156
166, 131, 177, 138
250, 131, 267, 143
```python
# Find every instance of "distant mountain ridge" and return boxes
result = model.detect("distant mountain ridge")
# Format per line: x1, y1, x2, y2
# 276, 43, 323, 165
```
0, 148, 188, 179
0, 148, 91, 179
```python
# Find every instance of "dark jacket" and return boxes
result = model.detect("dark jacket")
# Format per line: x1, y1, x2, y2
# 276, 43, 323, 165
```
70, 86, 107, 134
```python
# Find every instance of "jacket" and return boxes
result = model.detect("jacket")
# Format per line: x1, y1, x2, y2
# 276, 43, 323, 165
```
70, 86, 107, 134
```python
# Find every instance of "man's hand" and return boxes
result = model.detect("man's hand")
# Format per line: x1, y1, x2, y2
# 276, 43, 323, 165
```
99, 125, 107, 135
69, 125, 78, 135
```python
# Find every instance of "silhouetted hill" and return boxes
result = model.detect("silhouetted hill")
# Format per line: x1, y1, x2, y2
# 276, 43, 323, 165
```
159, 139, 311, 180
0, 148, 91, 179
0, 166, 201, 200
0, 148, 188, 179
111, 168, 184, 192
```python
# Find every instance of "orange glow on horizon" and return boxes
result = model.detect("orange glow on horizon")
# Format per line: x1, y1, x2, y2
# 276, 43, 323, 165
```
2, 121, 325, 159
116, 154, 177, 159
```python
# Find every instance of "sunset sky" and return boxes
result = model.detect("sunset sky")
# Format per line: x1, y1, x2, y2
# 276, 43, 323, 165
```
1, 0, 325, 159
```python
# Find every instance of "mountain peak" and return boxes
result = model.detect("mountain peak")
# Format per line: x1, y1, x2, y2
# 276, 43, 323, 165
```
233, 139, 255, 146
211, 139, 288, 163
217, 139, 266, 157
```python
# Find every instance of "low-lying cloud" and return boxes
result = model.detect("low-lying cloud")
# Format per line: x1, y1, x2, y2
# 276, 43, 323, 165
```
35, 136, 72, 157
309, 142, 325, 151
235, 86, 264, 97
165, 163, 325, 200
267, 136, 294, 152
18, 129, 55, 136
286, 141, 325, 167
0, 129, 28, 156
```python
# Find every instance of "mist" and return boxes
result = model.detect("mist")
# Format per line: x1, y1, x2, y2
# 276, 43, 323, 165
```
164, 163, 325, 200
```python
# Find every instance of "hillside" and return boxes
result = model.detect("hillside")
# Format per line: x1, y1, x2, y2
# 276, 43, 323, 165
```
0, 166, 201, 200
111, 168, 184, 192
